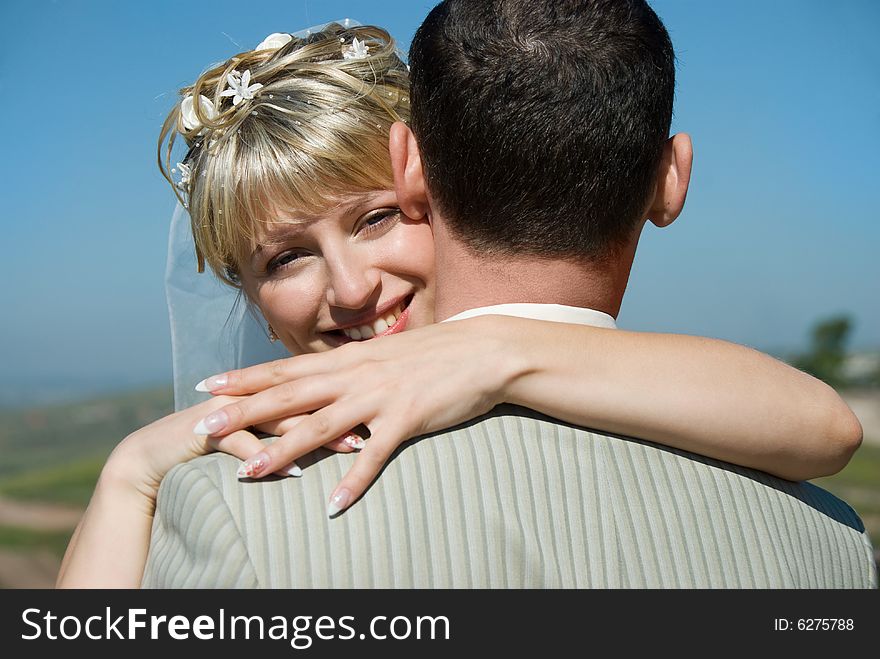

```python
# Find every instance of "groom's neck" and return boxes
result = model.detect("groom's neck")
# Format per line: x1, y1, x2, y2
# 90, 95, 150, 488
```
432, 230, 638, 322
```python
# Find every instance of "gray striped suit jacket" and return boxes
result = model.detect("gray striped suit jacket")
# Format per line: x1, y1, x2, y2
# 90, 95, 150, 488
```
143, 405, 877, 588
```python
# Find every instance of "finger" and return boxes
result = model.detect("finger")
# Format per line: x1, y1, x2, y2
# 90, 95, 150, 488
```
203, 429, 265, 461
206, 431, 303, 478
254, 413, 310, 437
273, 459, 304, 478
323, 431, 366, 453
235, 403, 370, 479
256, 417, 358, 453
272, 433, 361, 476
197, 346, 358, 395
193, 374, 343, 437
269, 431, 368, 471
327, 421, 407, 517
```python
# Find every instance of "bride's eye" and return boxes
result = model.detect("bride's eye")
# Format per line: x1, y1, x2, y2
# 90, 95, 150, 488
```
266, 249, 309, 273
357, 207, 401, 236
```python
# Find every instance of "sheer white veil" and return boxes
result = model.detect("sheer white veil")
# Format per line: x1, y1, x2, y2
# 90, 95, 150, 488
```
165, 203, 288, 411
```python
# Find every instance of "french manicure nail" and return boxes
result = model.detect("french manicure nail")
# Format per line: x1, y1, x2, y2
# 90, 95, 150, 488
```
193, 410, 229, 435
342, 434, 366, 450
327, 487, 352, 517
281, 461, 303, 478
195, 374, 228, 392
237, 452, 271, 479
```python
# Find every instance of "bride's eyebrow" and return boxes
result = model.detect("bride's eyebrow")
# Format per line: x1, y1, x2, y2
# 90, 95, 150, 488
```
249, 222, 309, 261
333, 197, 376, 216
329, 191, 395, 218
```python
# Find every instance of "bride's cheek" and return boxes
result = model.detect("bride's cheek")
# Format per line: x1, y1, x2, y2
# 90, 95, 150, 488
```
408, 224, 436, 269
388, 224, 435, 275
260, 278, 326, 346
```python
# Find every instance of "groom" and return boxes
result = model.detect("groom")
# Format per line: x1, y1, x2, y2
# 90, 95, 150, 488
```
143, 0, 876, 587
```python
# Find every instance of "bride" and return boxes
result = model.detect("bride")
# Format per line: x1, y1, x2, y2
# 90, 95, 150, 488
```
57, 21, 861, 587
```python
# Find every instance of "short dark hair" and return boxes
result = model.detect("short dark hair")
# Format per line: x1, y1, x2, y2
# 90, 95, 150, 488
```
408, 0, 675, 258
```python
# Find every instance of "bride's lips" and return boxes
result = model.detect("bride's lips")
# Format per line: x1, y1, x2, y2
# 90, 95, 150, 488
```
321, 295, 413, 345
376, 302, 410, 337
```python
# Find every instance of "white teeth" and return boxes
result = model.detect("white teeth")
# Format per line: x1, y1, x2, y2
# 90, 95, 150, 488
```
340, 303, 404, 340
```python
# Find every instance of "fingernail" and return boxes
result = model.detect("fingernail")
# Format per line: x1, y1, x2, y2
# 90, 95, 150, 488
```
195, 374, 228, 392
280, 461, 303, 478
237, 452, 271, 479
193, 410, 229, 435
342, 433, 366, 450
327, 487, 352, 517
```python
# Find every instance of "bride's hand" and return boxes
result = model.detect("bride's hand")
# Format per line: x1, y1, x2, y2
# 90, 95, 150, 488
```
103, 395, 282, 503
190, 316, 522, 513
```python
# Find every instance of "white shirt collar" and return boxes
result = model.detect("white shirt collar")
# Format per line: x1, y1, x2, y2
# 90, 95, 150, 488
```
443, 303, 617, 329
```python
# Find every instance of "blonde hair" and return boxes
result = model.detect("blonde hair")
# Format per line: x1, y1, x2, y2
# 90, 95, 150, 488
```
158, 23, 410, 286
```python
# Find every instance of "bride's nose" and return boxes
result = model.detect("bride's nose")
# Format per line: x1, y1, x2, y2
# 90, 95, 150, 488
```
324, 253, 381, 309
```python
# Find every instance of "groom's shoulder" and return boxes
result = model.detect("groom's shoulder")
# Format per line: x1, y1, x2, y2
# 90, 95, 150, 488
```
157, 452, 238, 501
468, 403, 855, 492
453, 403, 870, 537
444, 404, 876, 587
152, 452, 248, 543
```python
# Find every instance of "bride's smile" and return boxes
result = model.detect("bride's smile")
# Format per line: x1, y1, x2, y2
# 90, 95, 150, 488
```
323, 293, 414, 344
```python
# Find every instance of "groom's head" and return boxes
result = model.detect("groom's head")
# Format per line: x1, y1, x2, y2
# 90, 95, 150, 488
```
394, 0, 690, 265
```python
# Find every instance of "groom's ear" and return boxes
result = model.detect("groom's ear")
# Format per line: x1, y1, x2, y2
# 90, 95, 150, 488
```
389, 121, 430, 221
646, 133, 693, 228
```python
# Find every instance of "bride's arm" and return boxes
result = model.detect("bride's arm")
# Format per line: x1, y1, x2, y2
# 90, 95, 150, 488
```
56, 397, 270, 588
56, 465, 157, 588
192, 315, 862, 514
498, 317, 861, 480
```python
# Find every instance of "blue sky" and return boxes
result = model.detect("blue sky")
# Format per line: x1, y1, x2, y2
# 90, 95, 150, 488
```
1, 0, 878, 402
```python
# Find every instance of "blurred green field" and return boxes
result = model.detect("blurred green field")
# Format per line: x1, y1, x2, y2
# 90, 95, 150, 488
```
0, 385, 877, 586
0, 386, 174, 481
0, 526, 74, 558
0, 386, 173, 586
0, 456, 113, 506
816, 443, 880, 549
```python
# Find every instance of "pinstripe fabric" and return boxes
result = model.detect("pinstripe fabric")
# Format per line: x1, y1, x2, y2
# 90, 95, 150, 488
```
143, 405, 877, 588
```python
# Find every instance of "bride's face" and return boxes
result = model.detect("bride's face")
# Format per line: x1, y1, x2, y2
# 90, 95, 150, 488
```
238, 189, 435, 355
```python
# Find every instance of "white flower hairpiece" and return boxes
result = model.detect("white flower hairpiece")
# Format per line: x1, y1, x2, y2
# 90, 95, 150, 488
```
180, 94, 217, 133
219, 69, 264, 106
255, 32, 292, 51
342, 37, 369, 60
